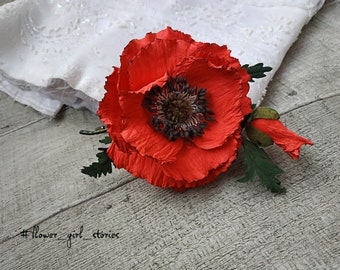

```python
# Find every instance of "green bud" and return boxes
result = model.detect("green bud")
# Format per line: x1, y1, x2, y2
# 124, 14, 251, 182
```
252, 107, 280, 120
246, 125, 273, 147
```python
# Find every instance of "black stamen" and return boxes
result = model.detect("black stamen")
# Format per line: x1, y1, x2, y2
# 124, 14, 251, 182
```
142, 76, 214, 141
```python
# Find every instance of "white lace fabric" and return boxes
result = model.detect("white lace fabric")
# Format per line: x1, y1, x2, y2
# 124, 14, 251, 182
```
0, 0, 324, 116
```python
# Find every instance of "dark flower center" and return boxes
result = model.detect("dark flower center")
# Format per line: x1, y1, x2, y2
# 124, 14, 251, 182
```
143, 76, 214, 141
163, 98, 192, 123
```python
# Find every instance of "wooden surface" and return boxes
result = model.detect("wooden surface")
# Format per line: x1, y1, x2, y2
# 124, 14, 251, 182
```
1, 1, 339, 269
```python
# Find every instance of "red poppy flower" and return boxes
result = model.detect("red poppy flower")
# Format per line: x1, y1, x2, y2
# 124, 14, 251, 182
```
250, 119, 313, 160
98, 27, 252, 191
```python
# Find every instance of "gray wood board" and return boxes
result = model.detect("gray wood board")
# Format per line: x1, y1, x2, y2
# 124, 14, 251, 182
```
0, 1, 339, 269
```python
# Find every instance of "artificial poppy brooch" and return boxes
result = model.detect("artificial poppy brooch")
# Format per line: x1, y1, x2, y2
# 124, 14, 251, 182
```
80, 27, 313, 193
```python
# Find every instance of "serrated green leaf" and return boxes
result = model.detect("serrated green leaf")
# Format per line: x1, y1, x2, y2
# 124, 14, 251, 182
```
243, 63, 272, 82
81, 149, 113, 178
99, 136, 112, 145
238, 137, 285, 193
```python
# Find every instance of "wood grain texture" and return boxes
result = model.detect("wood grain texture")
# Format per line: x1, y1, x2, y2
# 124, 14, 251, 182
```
0, 104, 135, 242
0, 1, 339, 269
1, 95, 339, 270
0, 91, 46, 137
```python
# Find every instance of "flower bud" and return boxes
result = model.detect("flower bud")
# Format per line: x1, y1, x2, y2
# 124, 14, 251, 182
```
246, 124, 273, 147
252, 107, 280, 120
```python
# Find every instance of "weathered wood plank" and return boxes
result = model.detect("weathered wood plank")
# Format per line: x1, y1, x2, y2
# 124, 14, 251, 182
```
0, 106, 135, 242
0, 96, 338, 270
0, 91, 46, 136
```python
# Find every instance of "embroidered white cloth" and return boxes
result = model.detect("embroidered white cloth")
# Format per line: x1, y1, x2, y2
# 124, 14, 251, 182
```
0, 0, 324, 116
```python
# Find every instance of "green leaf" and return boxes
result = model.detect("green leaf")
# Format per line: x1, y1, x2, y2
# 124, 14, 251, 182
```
238, 137, 285, 193
99, 136, 112, 145
81, 149, 113, 178
243, 63, 272, 82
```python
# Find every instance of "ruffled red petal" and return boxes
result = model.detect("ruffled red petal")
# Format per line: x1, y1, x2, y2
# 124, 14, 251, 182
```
118, 27, 193, 92
118, 32, 157, 92
162, 134, 241, 182
155, 26, 194, 42
173, 58, 246, 149
127, 39, 198, 93
98, 67, 120, 131
107, 143, 172, 188
107, 134, 241, 190
192, 43, 232, 68
190, 43, 252, 116
193, 43, 252, 116
251, 119, 313, 160
119, 92, 183, 162
171, 151, 240, 191
97, 67, 132, 153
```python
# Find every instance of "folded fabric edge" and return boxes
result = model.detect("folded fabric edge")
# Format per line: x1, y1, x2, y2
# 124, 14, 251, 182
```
0, 72, 98, 117
0, 77, 63, 117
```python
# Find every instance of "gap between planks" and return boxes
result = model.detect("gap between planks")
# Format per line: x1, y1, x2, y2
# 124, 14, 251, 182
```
280, 92, 340, 115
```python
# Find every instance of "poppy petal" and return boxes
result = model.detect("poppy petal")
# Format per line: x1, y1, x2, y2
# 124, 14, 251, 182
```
107, 144, 170, 188
107, 136, 240, 191
127, 39, 198, 93
193, 43, 232, 68
98, 67, 120, 131
251, 119, 313, 159
171, 157, 238, 191
173, 58, 247, 149
119, 27, 193, 92
119, 92, 183, 162
155, 26, 194, 42
97, 68, 132, 153
118, 32, 157, 91
162, 134, 241, 182
191, 43, 251, 116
